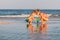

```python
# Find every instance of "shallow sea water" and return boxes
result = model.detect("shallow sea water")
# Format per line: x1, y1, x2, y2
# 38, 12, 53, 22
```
0, 17, 60, 40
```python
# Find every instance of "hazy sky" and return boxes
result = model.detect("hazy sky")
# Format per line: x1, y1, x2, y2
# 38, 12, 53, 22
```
0, 0, 60, 9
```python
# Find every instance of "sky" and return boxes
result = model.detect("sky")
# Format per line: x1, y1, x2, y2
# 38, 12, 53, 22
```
0, 0, 60, 9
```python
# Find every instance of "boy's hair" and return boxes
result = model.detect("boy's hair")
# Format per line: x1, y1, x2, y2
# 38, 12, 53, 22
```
32, 10, 36, 12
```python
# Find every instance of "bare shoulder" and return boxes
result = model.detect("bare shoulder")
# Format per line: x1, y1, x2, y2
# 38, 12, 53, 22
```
41, 12, 48, 15
41, 12, 46, 14
41, 12, 48, 18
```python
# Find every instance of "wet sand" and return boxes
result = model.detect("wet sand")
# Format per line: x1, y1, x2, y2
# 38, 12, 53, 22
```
0, 17, 60, 40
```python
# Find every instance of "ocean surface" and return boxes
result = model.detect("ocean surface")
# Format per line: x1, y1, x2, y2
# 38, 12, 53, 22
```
0, 17, 60, 40
0, 9, 60, 15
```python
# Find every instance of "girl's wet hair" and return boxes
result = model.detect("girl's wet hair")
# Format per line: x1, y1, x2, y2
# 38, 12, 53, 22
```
32, 9, 40, 13
32, 10, 36, 13
35, 9, 40, 12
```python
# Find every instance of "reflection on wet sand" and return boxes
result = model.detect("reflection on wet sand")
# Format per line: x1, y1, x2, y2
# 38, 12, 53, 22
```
27, 23, 48, 39
39, 23, 48, 34
0, 22, 15, 24
27, 24, 34, 34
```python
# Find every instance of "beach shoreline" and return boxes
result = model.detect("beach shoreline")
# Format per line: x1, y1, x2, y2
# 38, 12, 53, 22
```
0, 14, 59, 18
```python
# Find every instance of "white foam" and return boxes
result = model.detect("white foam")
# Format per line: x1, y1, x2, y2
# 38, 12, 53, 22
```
0, 14, 57, 17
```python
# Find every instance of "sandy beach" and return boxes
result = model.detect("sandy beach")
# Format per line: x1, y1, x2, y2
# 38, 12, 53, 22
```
0, 17, 60, 40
